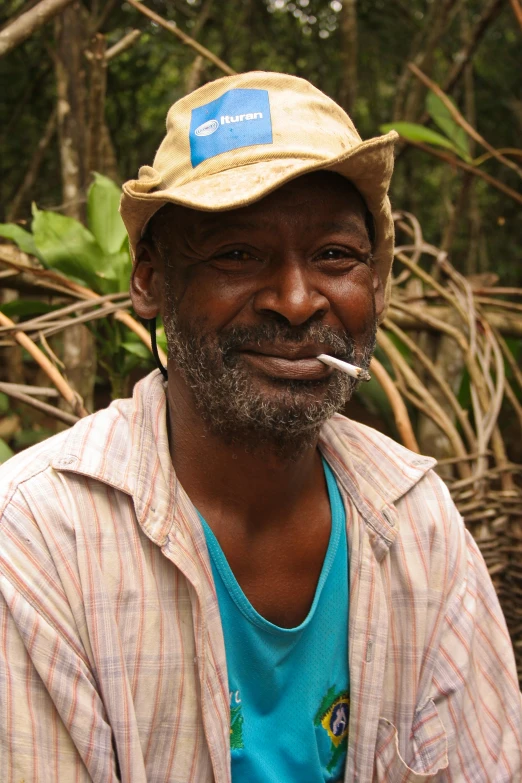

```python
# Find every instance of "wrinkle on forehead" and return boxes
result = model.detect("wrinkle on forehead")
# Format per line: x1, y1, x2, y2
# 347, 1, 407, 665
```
147, 170, 370, 254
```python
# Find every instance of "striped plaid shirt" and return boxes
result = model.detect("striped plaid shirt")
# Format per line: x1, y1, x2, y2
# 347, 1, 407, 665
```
0, 370, 520, 782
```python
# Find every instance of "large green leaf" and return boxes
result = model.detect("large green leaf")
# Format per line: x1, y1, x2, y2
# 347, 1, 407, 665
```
32, 207, 107, 292
380, 122, 460, 154
97, 249, 132, 293
0, 223, 40, 258
0, 438, 14, 464
87, 173, 128, 255
426, 92, 471, 161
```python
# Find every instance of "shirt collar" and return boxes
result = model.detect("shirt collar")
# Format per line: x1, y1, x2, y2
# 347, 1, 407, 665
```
52, 370, 435, 557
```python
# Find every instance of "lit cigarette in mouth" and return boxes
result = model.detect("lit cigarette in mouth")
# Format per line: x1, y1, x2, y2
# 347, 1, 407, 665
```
317, 354, 371, 382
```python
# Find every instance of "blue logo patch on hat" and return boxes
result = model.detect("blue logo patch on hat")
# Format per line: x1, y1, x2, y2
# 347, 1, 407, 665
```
189, 89, 272, 167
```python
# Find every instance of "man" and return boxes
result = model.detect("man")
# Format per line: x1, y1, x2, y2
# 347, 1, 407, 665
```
0, 72, 520, 782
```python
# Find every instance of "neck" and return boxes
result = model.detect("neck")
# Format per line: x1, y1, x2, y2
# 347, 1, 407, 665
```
166, 374, 325, 532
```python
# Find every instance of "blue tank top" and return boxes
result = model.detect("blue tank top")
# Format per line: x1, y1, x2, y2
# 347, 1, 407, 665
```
199, 458, 349, 782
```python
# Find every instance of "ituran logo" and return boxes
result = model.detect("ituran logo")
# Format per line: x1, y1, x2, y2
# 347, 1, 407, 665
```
190, 88, 272, 167
195, 112, 264, 137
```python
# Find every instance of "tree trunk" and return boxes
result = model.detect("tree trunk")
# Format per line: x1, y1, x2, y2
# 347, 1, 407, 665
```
51, 3, 96, 414
54, 1, 87, 221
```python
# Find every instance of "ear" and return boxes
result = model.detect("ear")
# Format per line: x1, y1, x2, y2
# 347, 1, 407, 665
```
372, 261, 385, 321
130, 239, 164, 320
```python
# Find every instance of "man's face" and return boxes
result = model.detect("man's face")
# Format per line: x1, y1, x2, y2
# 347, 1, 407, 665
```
136, 172, 384, 452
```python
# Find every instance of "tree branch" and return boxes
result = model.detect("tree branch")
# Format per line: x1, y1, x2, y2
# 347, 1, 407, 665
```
0, 381, 79, 425
0, 311, 89, 416
402, 138, 522, 206
408, 62, 522, 179
126, 0, 235, 76
0, 0, 74, 57
7, 108, 57, 221
105, 29, 141, 61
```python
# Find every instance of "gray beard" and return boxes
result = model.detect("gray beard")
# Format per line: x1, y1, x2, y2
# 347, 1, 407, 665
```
164, 307, 376, 457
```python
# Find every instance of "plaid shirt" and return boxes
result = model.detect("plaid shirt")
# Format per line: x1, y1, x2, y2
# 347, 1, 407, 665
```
0, 370, 520, 782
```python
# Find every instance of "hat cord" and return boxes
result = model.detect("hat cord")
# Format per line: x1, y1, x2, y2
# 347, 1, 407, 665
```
148, 318, 168, 380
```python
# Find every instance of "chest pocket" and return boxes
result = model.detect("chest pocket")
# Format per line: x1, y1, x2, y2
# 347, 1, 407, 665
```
374, 699, 448, 781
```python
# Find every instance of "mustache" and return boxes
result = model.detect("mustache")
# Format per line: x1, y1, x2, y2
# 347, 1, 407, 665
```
218, 322, 354, 359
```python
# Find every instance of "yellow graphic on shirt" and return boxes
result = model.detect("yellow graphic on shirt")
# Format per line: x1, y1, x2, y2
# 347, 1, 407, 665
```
314, 686, 350, 773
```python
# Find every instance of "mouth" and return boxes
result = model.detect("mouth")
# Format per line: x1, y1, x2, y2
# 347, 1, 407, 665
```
237, 345, 337, 381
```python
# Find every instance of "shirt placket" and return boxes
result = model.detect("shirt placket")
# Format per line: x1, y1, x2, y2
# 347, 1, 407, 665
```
344, 498, 391, 783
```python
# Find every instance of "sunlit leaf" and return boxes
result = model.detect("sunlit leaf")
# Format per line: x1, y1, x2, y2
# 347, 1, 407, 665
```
380, 122, 460, 154
0, 223, 40, 258
426, 92, 471, 161
32, 206, 106, 291
87, 173, 128, 254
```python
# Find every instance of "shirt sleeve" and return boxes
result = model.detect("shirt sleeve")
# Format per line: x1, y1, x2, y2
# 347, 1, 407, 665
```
0, 576, 122, 783
431, 489, 522, 780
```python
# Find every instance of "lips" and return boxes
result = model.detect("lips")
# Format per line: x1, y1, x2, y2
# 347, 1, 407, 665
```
238, 345, 335, 380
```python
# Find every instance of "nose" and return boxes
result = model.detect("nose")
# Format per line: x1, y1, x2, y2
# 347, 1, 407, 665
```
253, 257, 329, 326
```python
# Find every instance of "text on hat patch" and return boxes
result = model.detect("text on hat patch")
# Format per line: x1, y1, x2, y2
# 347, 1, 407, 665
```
190, 88, 273, 167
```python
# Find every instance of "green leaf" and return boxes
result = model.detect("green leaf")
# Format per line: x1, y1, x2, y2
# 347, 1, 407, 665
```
0, 299, 58, 318
0, 223, 40, 258
0, 438, 14, 464
122, 340, 152, 359
0, 392, 9, 414
98, 249, 132, 293
87, 173, 128, 255
32, 207, 106, 293
380, 122, 460, 154
426, 92, 471, 161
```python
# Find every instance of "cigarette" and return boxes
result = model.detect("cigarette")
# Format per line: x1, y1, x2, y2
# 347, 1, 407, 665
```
317, 354, 371, 382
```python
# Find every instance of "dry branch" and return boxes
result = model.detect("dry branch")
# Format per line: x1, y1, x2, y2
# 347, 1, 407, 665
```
0, 0, 75, 58
369, 356, 420, 452
7, 108, 57, 221
408, 63, 522, 179
0, 381, 79, 425
0, 311, 88, 417
105, 29, 141, 61
126, 0, 235, 76
403, 139, 522, 206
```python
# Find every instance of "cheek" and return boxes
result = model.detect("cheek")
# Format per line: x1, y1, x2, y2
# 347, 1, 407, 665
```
174, 273, 254, 328
330, 268, 376, 334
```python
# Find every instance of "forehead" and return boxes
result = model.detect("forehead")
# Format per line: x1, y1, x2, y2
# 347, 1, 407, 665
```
149, 171, 369, 243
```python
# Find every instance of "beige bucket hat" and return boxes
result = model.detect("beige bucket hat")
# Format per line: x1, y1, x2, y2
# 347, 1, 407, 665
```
120, 70, 398, 308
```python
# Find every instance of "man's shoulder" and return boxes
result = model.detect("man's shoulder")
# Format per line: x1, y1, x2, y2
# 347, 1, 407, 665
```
0, 395, 134, 519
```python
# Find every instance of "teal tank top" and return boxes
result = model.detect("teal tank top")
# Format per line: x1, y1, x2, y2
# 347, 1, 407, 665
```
199, 458, 349, 782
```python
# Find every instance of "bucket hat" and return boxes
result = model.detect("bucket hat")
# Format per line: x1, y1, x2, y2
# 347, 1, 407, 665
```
120, 70, 398, 309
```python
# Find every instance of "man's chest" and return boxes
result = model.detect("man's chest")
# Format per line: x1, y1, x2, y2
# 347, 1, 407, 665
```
212, 516, 332, 627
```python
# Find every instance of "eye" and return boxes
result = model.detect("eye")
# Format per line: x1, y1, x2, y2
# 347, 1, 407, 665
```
314, 246, 363, 270
211, 248, 260, 271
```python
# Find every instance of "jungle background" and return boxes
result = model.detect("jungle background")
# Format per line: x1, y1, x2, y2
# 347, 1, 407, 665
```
1, 0, 522, 673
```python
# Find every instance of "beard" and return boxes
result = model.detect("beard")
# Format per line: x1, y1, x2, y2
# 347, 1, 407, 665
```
164, 303, 376, 457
